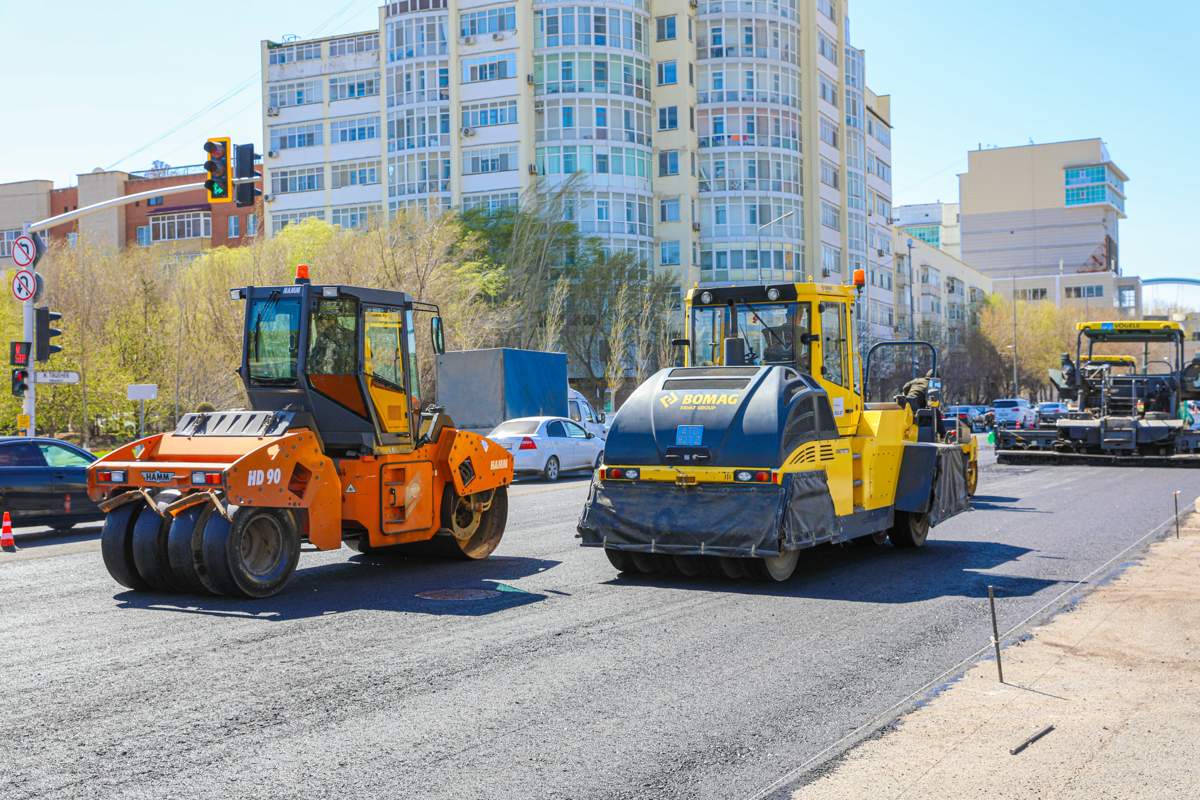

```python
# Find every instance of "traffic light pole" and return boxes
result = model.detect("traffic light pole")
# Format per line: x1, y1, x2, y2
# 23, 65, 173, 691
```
21, 281, 35, 437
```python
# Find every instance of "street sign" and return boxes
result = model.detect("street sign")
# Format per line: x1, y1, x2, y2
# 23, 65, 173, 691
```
10, 233, 42, 269
127, 383, 158, 401
16, 414, 29, 431
36, 370, 80, 385
11, 269, 36, 301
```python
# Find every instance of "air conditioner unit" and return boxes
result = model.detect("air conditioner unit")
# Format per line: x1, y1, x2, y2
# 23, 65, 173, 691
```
266, 106, 281, 117
263, 194, 275, 203
492, 31, 504, 41
526, 74, 535, 85
461, 127, 474, 137
463, 35, 475, 45
267, 149, 280, 159
692, 221, 701, 232
528, 164, 538, 175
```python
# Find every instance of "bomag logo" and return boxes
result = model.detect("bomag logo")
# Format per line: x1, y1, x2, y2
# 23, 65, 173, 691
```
660, 391, 741, 410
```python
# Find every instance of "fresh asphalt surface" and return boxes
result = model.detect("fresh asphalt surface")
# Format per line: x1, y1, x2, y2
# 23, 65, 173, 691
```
4, 442, 1198, 800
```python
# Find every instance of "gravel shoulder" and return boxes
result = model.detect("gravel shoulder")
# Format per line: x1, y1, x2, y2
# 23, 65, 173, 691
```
794, 504, 1200, 800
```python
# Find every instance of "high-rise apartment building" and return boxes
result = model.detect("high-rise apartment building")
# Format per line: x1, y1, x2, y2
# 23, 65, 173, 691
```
260, 0, 893, 299
894, 201, 960, 259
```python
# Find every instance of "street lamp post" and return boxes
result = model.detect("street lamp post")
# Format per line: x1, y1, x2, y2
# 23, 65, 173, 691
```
757, 209, 795, 281
906, 238, 917, 377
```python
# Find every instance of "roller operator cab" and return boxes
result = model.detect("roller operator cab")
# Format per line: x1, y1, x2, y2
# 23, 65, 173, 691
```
88, 266, 514, 599
578, 280, 971, 582
997, 320, 1200, 464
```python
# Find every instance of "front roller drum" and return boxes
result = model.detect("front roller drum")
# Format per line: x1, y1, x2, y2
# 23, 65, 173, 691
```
201, 507, 301, 599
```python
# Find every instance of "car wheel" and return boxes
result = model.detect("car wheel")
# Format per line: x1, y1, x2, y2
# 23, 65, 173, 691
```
542, 455, 560, 482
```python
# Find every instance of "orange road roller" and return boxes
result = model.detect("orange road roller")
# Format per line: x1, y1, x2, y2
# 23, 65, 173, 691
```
89, 266, 513, 598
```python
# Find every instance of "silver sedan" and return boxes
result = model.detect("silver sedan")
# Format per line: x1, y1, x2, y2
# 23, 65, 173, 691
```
487, 416, 605, 481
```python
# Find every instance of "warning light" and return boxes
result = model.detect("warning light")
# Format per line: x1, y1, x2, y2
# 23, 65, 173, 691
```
9, 341, 30, 367
852, 268, 866, 288
203, 137, 233, 204
295, 263, 311, 284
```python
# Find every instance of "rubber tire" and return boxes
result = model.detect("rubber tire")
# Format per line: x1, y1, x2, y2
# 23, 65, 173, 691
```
100, 503, 149, 591
889, 510, 931, 549
440, 485, 508, 560
542, 456, 560, 482
166, 505, 216, 595
201, 508, 301, 599
130, 507, 175, 591
672, 555, 706, 577
747, 550, 801, 582
630, 552, 660, 574
605, 547, 636, 573
965, 453, 978, 497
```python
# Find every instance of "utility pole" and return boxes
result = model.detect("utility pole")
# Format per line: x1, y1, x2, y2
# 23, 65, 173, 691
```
1011, 273, 1019, 396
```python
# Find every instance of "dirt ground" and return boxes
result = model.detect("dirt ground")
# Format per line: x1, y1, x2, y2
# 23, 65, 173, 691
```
795, 506, 1200, 800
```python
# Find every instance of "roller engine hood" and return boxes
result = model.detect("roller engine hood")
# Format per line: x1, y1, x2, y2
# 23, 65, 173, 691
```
603, 366, 839, 469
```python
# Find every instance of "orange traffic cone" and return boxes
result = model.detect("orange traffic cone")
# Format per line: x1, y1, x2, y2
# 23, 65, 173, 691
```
1, 512, 14, 551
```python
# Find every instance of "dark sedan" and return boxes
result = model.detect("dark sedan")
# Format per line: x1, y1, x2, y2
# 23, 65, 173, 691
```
1037, 402, 1070, 425
0, 437, 102, 531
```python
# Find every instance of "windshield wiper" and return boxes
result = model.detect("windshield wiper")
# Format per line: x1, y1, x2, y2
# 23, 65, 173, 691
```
365, 371, 405, 393
736, 302, 788, 349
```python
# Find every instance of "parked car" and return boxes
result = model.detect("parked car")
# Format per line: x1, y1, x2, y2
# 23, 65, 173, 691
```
567, 388, 608, 439
0, 437, 102, 530
487, 416, 604, 481
991, 398, 1038, 429
944, 405, 985, 432
1036, 401, 1070, 425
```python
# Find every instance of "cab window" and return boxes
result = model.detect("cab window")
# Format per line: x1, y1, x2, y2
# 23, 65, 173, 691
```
307, 298, 358, 376
691, 306, 724, 366
364, 309, 405, 388
735, 303, 795, 366
248, 296, 302, 383
820, 302, 847, 386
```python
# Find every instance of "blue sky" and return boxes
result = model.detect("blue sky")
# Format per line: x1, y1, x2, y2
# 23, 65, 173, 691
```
3, 1, 1196, 302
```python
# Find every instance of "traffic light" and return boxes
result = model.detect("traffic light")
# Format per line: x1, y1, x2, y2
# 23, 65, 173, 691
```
234, 143, 261, 208
35, 307, 62, 362
9, 341, 30, 367
203, 137, 233, 204
11, 368, 28, 398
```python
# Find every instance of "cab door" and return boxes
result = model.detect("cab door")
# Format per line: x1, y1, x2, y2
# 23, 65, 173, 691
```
815, 299, 861, 437
362, 306, 415, 444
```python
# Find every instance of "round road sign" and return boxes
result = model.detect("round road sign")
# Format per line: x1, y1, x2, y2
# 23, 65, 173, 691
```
11, 234, 39, 268
11, 269, 37, 302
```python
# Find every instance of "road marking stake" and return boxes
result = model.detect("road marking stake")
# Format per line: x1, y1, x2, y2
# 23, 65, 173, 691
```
988, 584, 1004, 684
1, 511, 14, 551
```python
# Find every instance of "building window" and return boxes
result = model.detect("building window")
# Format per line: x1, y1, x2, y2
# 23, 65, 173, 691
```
460, 6, 516, 37
462, 53, 517, 83
904, 225, 940, 249
818, 74, 838, 107
147, 196, 164, 207
329, 33, 378, 57
247, 213, 258, 237
267, 79, 322, 108
330, 115, 380, 143
463, 191, 519, 212
1118, 287, 1137, 309
658, 106, 678, 131
150, 211, 211, 242
228, 215, 240, 239
657, 60, 677, 85
329, 71, 380, 101
819, 116, 838, 148
659, 240, 681, 266
659, 197, 680, 222
817, 32, 838, 65
461, 99, 518, 129
270, 209, 324, 235
821, 244, 841, 277
331, 204, 379, 229
1065, 285, 1104, 299
332, 159, 381, 188
821, 201, 840, 231
656, 15, 676, 41
820, 158, 839, 189
135, 225, 151, 247
270, 122, 323, 151
271, 166, 324, 194
1014, 288, 1049, 301
817, 0, 838, 22
659, 150, 679, 176
463, 145, 518, 175
267, 41, 321, 65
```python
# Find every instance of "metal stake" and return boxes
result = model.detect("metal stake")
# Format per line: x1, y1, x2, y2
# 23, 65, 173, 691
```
1175, 490, 1181, 540
988, 584, 1004, 683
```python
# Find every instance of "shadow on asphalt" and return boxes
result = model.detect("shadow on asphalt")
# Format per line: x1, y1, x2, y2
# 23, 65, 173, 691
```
601, 538, 1060, 603
967, 494, 1050, 514
11, 523, 104, 549
113, 554, 560, 621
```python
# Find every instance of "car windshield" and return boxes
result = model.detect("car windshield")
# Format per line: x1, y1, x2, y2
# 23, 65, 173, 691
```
248, 295, 302, 384
994, 400, 1018, 408
490, 420, 542, 437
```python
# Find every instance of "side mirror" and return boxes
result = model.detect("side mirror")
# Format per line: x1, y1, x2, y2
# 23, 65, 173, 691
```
585, 431, 595, 439
430, 316, 445, 355
598, 411, 606, 423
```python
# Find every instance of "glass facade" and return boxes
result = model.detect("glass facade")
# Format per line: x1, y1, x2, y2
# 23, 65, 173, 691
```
903, 224, 940, 249
1064, 164, 1125, 213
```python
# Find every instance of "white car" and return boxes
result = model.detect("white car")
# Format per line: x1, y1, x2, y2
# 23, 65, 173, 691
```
992, 398, 1038, 429
568, 388, 608, 440
487, 416, 604, 481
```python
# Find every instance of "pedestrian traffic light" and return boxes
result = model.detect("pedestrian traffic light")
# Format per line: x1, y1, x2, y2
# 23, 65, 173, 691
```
203, 137, 233, 204
9, 341, 31, 367
11, 368, 28, 398
234, 143, 261, 209
35, 307, 62, 362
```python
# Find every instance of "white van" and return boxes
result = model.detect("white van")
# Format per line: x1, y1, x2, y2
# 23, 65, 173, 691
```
567, 388, 608, 440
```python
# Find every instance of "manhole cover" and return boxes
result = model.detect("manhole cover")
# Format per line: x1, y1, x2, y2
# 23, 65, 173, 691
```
415, 588, 502, 601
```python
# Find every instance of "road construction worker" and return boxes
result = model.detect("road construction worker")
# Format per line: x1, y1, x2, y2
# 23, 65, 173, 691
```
898, 370, 933, 411
1060, 353, 1076, 386
309, 310, 357, 375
